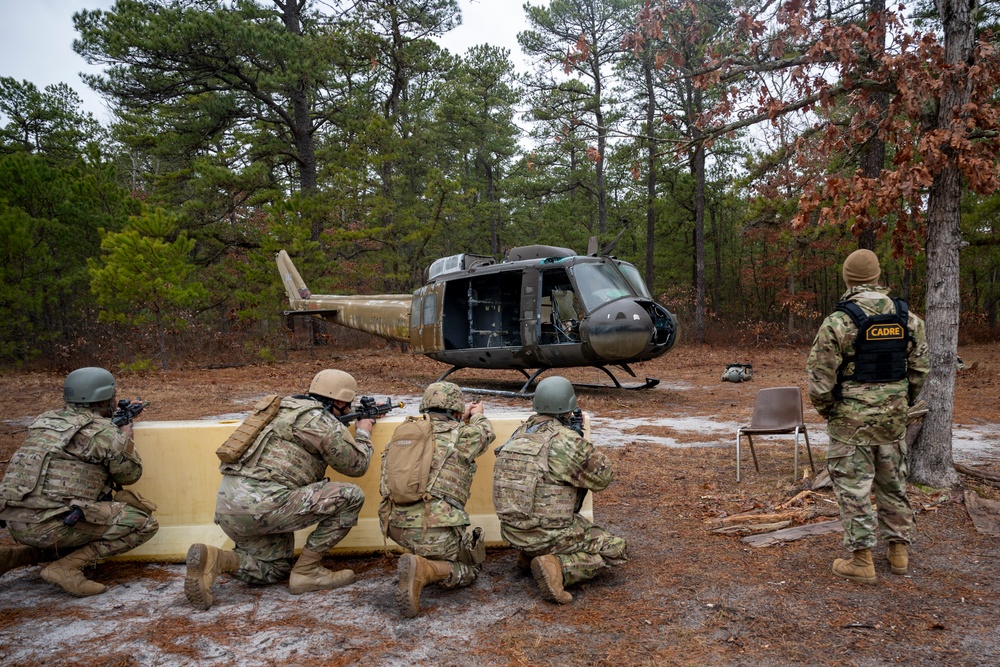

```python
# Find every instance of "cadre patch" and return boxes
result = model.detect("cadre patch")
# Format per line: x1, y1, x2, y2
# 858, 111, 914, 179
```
866, 324, 904, 340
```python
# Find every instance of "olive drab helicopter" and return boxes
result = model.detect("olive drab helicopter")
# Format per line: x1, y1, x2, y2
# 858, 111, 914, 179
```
276, 239, 678, 395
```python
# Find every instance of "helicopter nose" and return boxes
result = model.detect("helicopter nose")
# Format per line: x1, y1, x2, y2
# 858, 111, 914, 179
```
583, 300, 653, 360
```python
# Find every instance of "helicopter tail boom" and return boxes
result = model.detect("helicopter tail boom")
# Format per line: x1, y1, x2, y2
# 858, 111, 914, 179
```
277, 249, 312, 308
276, 250, 413, 343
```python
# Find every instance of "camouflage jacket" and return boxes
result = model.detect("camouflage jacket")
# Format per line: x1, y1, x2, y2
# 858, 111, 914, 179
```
0, 406, 142, 522
217, 397, 372, 513
494, 414, 614, 526
806, 285, 929, 449
379, 412, 495, 529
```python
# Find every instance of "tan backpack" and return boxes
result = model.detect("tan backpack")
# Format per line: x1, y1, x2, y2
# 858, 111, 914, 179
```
382, 414, 436, 505
215, 395, 283, 463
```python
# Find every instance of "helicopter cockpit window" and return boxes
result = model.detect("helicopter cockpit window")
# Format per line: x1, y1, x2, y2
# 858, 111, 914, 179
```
571, 262, 636, 312
615, 261, 653, 299
540, 269, 582, 344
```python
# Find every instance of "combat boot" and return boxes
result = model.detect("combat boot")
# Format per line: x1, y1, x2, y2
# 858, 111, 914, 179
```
0, 545, 41, 576
40, 544, 106, 596
184, 543, 240, 610
288, 548, 355, 595
396, 553, 453, 618
887, 542, 909, 575
531, 554, 572, 604
515, 551, 532, 573
832, 548, 876, 584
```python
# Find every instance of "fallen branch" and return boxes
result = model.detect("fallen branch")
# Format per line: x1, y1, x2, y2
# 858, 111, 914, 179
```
775, 490, 814, 510
740, 519, 843, 547
711, 520, 792, 535
811, 468, 832, 489
955, 463, 1000, 485
705, 509, 814, 530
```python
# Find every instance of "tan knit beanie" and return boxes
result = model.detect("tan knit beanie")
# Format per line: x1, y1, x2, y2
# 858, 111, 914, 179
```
842, 249, 881, 286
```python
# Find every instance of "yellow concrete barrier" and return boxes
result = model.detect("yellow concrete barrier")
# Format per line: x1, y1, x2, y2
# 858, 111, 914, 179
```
118, 414, 592, 561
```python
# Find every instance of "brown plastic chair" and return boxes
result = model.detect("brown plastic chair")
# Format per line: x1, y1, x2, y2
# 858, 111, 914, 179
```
736, 387, 814, 482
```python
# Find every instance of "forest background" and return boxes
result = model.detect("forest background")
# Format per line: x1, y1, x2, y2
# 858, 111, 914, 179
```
2, 1, 999, 486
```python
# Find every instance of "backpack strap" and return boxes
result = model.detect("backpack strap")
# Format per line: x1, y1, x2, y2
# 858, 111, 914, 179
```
833, 301, 865, 392
893, 297, 913, 345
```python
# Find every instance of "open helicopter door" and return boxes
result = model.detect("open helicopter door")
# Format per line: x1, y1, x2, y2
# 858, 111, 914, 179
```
409, 282, 446, 354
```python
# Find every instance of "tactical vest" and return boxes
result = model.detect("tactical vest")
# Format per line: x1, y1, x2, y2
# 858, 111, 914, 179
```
425, 421, 476, 509
835, 297, 910, 385
219, 398, 328, 488
492, 420, 578, 530
0, 410, 109, 510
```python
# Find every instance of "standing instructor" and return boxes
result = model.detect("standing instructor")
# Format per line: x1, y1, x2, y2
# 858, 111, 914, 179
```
806, 249, 929, 583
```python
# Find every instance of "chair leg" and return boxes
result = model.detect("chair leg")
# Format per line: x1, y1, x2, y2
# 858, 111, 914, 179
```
747, 434, 759, 472
736, 430, 742, 483
803, 429, 815, 473
793, 431, 800, 481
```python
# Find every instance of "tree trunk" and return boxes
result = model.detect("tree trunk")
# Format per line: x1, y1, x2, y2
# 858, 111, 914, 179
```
693, 138, 706, 344
909, 0, 976, 489
912, 164, 962, 488
857, 0, 887, 251
155, 309, 169, 372
644, 57, 657, 292
712, 205, 721, 316
594, 90, 608, 236
686, 74, 705, 343
280, 0, 320, 240
486, 161, 499, 255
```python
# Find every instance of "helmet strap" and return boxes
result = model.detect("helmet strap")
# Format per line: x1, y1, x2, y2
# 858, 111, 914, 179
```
305, 393, 338, 413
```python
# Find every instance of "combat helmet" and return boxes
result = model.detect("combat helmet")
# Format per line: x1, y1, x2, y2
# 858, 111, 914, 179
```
419, 381, 464, 414
64, 367, 116, 406
309, 369, 357, 403
532, 376, 577, 415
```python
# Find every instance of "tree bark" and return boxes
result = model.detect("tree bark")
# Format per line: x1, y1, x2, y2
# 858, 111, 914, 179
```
593, 65, 608, 237
909, 0, 976, 489
279, 0, 320, 240
857, 0, 887, 251
689, 74, 707, 344
644, 56, 657, 293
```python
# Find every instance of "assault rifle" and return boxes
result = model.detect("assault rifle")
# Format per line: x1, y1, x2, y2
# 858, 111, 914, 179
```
112, 398, 149, 427
336, 396, 403, 425
567, 408, 585, 436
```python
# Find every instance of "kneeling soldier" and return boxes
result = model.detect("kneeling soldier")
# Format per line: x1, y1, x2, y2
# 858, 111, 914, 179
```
493, 376, 627, 604
380, 382, 495, 618
184, 369, 374, 609
0, 367, 158, 596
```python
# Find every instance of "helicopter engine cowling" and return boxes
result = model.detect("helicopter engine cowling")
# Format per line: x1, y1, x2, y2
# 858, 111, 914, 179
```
581, 299, 655, 361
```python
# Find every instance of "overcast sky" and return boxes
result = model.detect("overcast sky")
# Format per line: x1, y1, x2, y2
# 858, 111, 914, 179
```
0, 0, 530, 124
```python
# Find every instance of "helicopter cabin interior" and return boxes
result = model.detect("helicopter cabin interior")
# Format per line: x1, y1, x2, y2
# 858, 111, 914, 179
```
441, 272, 523, 349
437, 267, 584, 351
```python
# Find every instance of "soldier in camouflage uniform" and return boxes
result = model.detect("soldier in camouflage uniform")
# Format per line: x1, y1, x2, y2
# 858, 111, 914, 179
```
379, 382, 496, 618
806, 249, 929, 584
0, 367, 159, 596
493, 376, 626, 604
184, 369, 375, 610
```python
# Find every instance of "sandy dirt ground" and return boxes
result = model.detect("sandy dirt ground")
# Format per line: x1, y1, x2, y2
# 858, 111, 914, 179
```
1, 342, 999, 667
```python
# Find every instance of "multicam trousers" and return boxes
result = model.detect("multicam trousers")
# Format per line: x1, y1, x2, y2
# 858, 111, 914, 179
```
503, 514, 627, 587
7, 502, 158, 561
215, 479, 366, 585
386, 524, 485, 588
827, 438, 915, 551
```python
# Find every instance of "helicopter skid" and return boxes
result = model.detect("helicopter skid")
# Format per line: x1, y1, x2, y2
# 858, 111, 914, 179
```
571, 376, 660, 391
441, 364, 660, 397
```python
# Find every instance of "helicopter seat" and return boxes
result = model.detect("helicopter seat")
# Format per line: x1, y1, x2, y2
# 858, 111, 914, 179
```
551, 289, 581, 343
